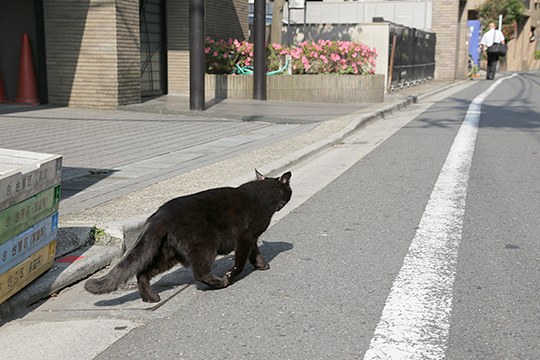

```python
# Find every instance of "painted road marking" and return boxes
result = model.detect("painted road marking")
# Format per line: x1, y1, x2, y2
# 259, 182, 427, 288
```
363, 74, 517, 359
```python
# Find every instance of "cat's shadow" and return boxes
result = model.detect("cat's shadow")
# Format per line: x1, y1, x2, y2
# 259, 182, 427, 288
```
93, 240, 293, 307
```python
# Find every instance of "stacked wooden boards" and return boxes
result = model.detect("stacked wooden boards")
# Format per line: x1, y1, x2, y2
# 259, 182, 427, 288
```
0, 148, 62, 304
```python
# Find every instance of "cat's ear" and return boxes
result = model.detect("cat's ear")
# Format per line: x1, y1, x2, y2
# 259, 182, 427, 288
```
280, 171, 292, 184
255, 169, 265, 181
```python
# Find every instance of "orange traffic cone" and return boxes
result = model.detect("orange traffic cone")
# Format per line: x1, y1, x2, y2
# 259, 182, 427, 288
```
0, 72, 6, 103
15, 33, 39, 105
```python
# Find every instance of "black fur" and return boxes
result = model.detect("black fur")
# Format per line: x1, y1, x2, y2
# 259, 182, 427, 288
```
84, 170, 292, 302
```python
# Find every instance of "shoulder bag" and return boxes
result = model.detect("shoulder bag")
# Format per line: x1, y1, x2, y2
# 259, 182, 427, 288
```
487, 30, 507, 57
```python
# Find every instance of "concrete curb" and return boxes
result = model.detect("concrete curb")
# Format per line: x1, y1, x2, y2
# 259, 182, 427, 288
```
0, 245, 119, 321
0, 81, 465, 320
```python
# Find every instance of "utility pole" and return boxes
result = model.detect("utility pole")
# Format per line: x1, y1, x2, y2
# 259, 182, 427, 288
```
189, 0, 205, 110
253, 0, 266, 100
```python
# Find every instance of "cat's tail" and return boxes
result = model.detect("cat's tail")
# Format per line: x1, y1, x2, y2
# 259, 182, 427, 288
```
84, 222, 162, 295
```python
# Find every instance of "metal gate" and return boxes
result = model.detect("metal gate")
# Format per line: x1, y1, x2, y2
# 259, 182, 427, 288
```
388, 23, 436, 89
140, 0, 167, 97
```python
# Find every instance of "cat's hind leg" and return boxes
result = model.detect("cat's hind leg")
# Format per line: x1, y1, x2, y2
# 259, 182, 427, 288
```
136, 250, 178, 303
137, 273, 161, 303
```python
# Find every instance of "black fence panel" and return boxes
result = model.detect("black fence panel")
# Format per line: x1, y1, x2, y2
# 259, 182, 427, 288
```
388, 23, 436, 89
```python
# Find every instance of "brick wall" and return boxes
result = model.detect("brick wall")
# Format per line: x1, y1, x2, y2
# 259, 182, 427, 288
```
431, 0, 468, 80
456, 1, 469, 79
206, 1, 249, 40
167, 0, 249, 96
115, 0, 141, 105
44, 0, 140, 108
43, 0, 248, 104
166, 1, 189, 95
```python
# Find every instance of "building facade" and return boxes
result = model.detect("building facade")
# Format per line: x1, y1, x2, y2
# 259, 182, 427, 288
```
1, 1, 537, 108
0, 0, 249, 108
468, 0, 540, 72
285, 0, 469, 81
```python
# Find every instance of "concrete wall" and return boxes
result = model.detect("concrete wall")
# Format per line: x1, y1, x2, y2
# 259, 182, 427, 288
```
282, 22, 390, 89
350, 23, 390, 89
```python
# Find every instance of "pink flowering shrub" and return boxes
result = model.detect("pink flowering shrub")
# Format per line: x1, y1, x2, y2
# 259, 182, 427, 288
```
205, 37, 377, 75
287, 40, 377, 75
205, 38, 233, 74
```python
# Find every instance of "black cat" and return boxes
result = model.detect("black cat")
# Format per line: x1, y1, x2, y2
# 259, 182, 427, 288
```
84, 170, 292, 303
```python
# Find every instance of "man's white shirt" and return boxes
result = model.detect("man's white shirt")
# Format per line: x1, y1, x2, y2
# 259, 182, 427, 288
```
480, 28, 505, 47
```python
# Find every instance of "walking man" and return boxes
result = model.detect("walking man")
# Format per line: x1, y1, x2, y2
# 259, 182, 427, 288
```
480, 22, 505, 80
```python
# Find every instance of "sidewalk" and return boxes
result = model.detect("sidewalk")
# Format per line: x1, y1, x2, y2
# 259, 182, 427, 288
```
0, 79, 462, 320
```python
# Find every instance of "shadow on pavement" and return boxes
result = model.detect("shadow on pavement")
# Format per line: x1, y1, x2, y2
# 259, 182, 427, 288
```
91, 240, 294, 306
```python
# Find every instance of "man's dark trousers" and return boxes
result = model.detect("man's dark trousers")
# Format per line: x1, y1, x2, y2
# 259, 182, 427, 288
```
486, 52, 499, 80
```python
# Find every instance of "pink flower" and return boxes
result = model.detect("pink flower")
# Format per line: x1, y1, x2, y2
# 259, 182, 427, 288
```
330, 53, 340, 62
213, 51, 219, 57
205, 47, 211, 54
301, 55, 311, 70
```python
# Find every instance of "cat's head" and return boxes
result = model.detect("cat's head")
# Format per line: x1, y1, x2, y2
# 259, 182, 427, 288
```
255, 170, 292, 212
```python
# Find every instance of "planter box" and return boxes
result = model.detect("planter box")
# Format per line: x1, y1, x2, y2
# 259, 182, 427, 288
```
206, 74, 384, 104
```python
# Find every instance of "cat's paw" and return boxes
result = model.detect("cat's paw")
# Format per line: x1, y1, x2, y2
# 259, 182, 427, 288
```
224, 271, 233, 286
255, 261, 270, 271
141, 293, 161, 303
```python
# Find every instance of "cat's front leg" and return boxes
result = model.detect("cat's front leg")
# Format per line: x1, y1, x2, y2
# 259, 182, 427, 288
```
225, 237, 254, 283
249, 245, 269, 270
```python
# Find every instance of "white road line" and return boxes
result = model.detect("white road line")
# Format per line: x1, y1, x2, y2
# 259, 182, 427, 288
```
363, 74, 517, 360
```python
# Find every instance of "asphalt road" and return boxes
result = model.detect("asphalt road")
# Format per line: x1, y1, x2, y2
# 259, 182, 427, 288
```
2, 73, 539, 359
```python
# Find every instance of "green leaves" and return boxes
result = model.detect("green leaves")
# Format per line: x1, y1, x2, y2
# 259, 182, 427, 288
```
478, 0, 526, 40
